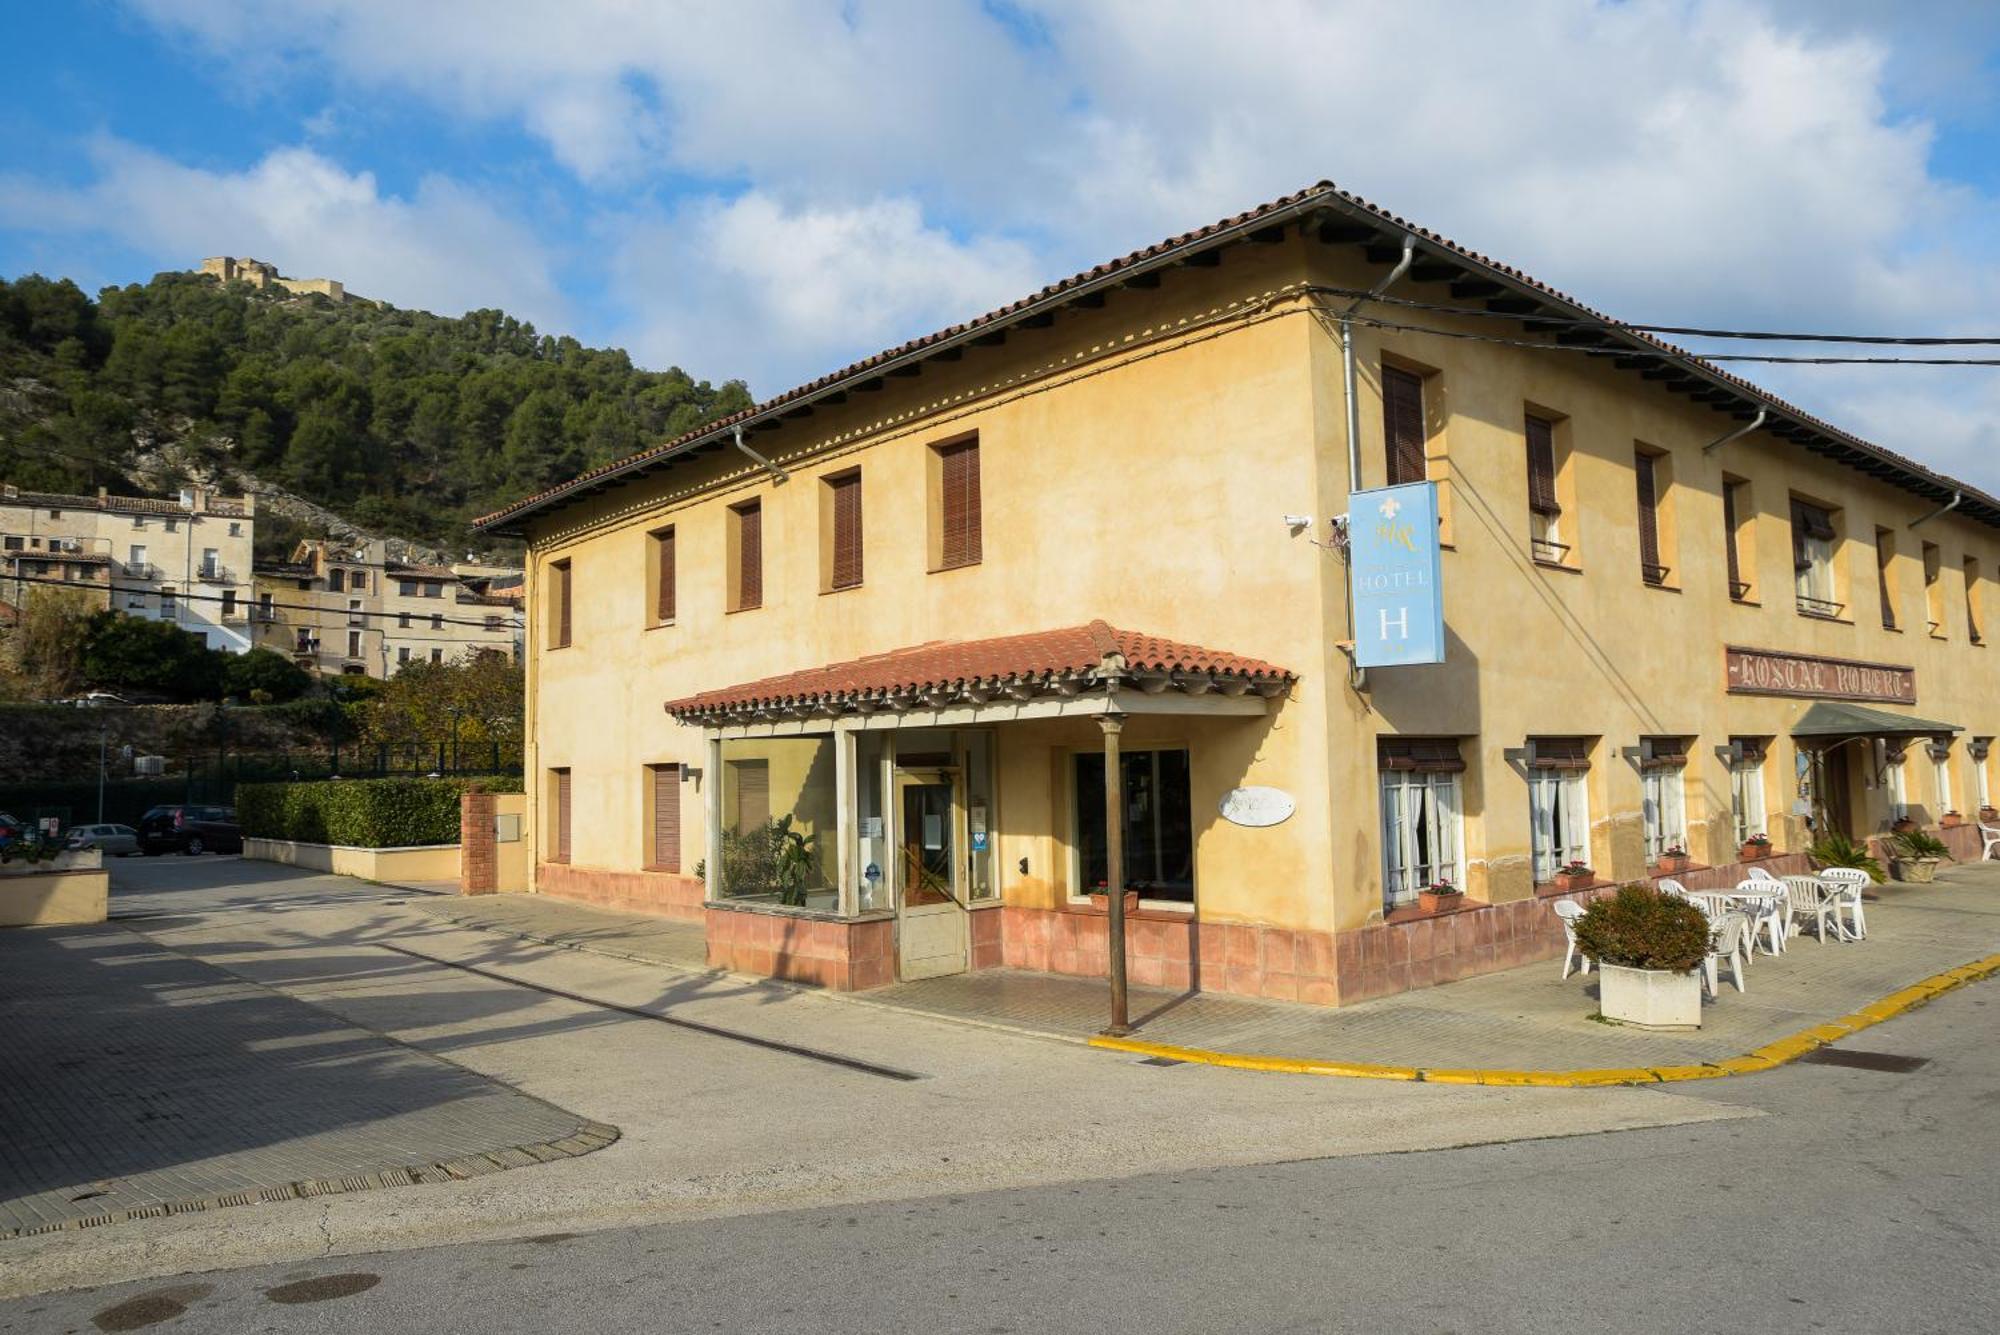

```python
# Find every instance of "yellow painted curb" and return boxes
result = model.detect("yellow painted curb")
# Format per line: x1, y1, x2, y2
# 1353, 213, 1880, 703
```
1084, 951, 2000, 1088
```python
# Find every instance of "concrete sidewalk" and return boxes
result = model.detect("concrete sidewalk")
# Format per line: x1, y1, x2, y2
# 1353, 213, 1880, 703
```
421, 865, 2000, 1074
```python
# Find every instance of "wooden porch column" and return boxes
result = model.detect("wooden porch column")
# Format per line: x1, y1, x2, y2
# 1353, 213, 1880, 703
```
1099, 712, 1129, 1036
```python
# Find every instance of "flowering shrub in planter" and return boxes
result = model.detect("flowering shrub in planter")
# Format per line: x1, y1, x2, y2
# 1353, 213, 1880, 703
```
1550, 860, 1595, 892
1417, 881, 1463, 914
1739, 833, 1772, 861
1653, 845, 1692, 874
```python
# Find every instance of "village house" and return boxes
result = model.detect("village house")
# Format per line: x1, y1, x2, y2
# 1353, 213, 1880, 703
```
474, 181, 2000, 1007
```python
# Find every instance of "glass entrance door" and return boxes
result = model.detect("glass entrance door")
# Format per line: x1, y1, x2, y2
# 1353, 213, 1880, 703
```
895, 770, 968, 979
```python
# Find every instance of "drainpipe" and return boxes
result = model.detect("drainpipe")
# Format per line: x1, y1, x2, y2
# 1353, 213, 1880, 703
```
1335, 233, 1415, 692
1908, 490, 1963, 529
1701, 406, 1767, 454
732, 424, 789, 483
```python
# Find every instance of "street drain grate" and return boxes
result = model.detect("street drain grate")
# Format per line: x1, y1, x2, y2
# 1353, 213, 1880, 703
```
1800, 1048, 1930, 1073
1138, 1056, 1186, 1067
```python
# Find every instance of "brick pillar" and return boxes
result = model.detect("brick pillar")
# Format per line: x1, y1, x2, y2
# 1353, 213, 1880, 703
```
461, 791, 497, 895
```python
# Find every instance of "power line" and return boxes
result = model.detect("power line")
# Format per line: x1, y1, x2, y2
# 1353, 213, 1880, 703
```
2, 570, 523, 631
1337, 311, 2000, 366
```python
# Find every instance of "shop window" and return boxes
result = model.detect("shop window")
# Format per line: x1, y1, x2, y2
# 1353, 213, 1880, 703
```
548, 557, 572, 647
929, 436, 982, 571
1525, 413, 1569, 566
1073, 748, 1193, 906
1790, 499, 1840, 618
648, 525, 676, 625
1923, 542, 1944, 637
1528, 737, 1592, 882
1639, 737, 1690, 862
822, 469, 863, 592
1378, 738, 1465, 908
1964, 556, 1982, 645
1929, 742, 1954, 817
1876, 528, 1898, 629
1382, 365, 1427, 487
549, 768, 572, 863
718, 739, 835, 909
1729, 738, 1769, 846
648, 763, 681, 871
729, 500, 763, 611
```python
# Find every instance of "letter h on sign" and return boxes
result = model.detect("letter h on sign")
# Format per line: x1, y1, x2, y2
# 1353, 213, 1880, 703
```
1351, 481, 1445, 668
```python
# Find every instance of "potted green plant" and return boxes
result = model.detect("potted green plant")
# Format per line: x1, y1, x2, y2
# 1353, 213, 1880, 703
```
1739, 832, 1772, 862
1551, 859, 1594, 892
1417, 879, 1463, 914
1571, 883, 1710, 1029
1087, 884, 1141, 914
1888, 828, 1950, 884
1653, 843, 1692, 875
1808, 832, 1884, 883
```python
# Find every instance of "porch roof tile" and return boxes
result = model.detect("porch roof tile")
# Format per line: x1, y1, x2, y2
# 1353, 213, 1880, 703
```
664, 620, 1295, 721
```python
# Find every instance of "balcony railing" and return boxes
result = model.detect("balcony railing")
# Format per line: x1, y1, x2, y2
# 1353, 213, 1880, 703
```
1641, 563, 1671, 587
1531, 538, 1572, 566
123, 560, 158, 580
196, 564, 234, 584
1797, 595, 1846, 620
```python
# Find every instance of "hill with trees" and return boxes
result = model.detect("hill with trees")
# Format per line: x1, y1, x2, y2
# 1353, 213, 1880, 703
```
0, 269, 751, 553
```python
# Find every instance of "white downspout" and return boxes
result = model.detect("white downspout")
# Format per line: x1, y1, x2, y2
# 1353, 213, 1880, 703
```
1909, 490, 1963, 529
733, 424, 789, 483
1701, 406, 1767, 454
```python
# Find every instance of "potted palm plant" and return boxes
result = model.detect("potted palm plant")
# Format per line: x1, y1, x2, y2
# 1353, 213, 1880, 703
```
1888, 829, 1949, 884
1738, 832, 1772, 862
1809, 832, 1884, 884
1572, 883, 1709, 1029
1417, 879, 1463, 914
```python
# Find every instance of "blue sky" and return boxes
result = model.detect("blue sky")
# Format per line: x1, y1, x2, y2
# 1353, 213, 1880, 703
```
4, 1, 1999, 489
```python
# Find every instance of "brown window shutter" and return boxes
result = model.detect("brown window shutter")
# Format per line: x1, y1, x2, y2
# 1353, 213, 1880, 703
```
1530, 737, 1591, 771
830, 472, 863, 589
938, 439, 982, 568
1525, 417, 1560, 516
1731, 736, 1768, 765
1641, 736, 1689, 771
1723, 483, 1742, 591
554, 769, 572, 862
1377, 737, 1466, 773
736, 502, 762, 609
1381, 367, 1426, 486
652, 764, 681, 871
734, 761, 769, 833
553, 560, 572, 648
1877, 535, 1897, 629
1634, 453, 1662, 581
657, 528, 676, 622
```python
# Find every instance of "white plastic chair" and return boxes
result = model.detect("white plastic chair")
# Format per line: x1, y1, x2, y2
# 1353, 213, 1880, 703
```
1702, 911, 1749, 997
1818, 867, 1870, 940
1554, 900, 1591, 979
1745, 865, 1780, 883
1981, 822, 2000, 862
1781, 874, 1841, 945
1657, 878, 1690, 899
1732, 878, 1788, 956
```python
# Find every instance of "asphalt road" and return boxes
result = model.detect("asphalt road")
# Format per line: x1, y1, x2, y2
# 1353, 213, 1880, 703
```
6, 959, 1992, 1334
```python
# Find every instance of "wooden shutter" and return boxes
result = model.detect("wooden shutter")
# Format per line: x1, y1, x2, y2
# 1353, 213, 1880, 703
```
1877, 533, 1897, 629
1641, 736, 1688, 771
830, 472, 863, 589
651, 764, 681, 871
1723, 483, 1743, 593
1525, 417, 1560, 516
1634, 453, 1662, 581
733, 761, 769, 833
1530, 737, 1591, 771
1791, 501, 1834, 569
1377, 737, 1466, 773
1381, 367, 1426, 486
1731, 736, 1768, 765
656, 527, 676, 623
938, 439, 982, 568
553, 769, 572, 862
735, 502, 762, 609
552, 559, 572, 648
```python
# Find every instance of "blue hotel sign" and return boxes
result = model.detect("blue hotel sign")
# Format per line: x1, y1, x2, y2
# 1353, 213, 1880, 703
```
1350, 481, 1445, 668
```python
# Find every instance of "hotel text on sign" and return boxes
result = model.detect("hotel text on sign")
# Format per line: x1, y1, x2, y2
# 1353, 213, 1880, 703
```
1724, 647, 1916, 704
1350, 481, 1445, 669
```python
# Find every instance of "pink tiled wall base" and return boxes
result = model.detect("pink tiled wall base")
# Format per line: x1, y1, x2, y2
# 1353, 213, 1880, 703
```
704, 905, 895, 991
537, 862, 705, 921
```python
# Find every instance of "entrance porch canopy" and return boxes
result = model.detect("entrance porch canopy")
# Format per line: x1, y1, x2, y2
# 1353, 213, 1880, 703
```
1790, 701, 1961, 749
663, 619, 1296, 736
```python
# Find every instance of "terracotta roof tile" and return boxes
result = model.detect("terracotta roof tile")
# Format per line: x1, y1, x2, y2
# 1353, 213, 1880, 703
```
664, 620, 1293, 720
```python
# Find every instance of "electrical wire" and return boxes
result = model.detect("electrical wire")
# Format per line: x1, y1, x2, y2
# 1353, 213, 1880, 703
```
1337, 311, 2000, 366
1, 570, 523, 630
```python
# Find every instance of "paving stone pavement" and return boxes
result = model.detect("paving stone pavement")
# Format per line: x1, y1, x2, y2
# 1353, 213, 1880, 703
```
418, 866, 2000, 1071
0, 923, 608, 1237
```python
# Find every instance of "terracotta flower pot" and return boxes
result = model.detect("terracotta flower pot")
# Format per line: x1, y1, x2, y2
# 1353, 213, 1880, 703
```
1980, 807, 1998, 822
1418, 889, 1463, 915
1941, 813, 1964, 829
1552, 870, 1594, 893
1739, 842, 1772, 862
1653, 854, 1691, 875
1089, 890, 1141, 914
1891, 819, 1918, 835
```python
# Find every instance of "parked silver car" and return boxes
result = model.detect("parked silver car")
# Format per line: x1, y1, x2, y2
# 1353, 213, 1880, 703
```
66, 823, 141, 856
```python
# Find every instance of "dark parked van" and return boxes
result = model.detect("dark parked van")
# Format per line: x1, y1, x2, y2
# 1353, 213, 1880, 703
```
138, 805, 243, 856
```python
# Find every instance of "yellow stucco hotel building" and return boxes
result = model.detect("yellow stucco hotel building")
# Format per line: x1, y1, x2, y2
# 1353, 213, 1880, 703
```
476, 182, 2000, 1007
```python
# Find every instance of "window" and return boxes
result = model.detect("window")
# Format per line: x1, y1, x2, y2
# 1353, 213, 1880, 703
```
549, 768, 572, 863
718, 742, 834, 906
1525, 414, 1565, 563
348, 598, 364, 627
649, 525, 676, 624
347, 629, 362, 658
398, 647, 411, 665
229, 522, 241, 538
1964, 557, 1983, 644
933, 436, 982, 570
430, 647, 443, 663
729, 500, 763, 611
548, 558, 572, 647
1791, 500, 1839, 617
1930, 742, 1954, 816
132, 516, 145, 529
257, 592, 273, 622
649, 764, 681, 871
1876, 528, 1898, 629
295, 628, 315, 653
159, 587, 176, 620
1074, 748, 1193, 905
1381, 365, 1427, 487
330, 567, 345, 593
1729, 738, 1769, 846
126, 591, 147, 610
221, 590, 237, 618
1639, 737, 1690, 862
426, 582, 443, 599
825, 470, 863, 591
1378, 738, 1465, 907
1923, 542, 1944, 636
128, 543, 147, 574
1528, 738, 1592, 882
729, 758, 770, 833
47, 509, 60, 519
1972, 738, 1993, 814
399, 580, 417, 597
485, 614, 503, 631
1634, 450, 1666, 585
200, 548, 221, 578
430, 613, 443, 631
163, 518, 176, 533
398, 612, 411, 630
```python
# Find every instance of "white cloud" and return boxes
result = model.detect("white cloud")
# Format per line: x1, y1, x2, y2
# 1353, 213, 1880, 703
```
0, 139, 566, 327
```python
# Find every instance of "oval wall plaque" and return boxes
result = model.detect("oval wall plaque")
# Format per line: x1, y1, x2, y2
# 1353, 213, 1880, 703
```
1219, 786, 1294, 828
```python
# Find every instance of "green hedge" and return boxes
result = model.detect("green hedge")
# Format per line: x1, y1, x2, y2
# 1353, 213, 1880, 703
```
236, 776, 523, 849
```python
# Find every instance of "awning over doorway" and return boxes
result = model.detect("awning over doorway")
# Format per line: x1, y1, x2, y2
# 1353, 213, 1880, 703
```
664, 620, 1295, 730
1790, 701, 1961, 744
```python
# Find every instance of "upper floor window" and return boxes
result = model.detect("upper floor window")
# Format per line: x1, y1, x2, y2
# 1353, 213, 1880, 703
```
1722, 478, 1754, 601
1639, 737, 1689, 863
1790, 499, 1840, 618
1922, 541, 1944, 637
1964, 556, 1983, 645
1634, 449, 1670, 586
1875, 528, 1898, 629
931, 436, 982, 570
1378, 737, 1465, 908
548, 557, 573, 648
351, 571, 367, 592
729, 500, 763, 611
1381, 365, 1427, 487
1528, 737, 1592, 882
648, 525, 676, 625
399, 580, 417, 597
132, 515, 145, 529
1525, 414, 1566, 565
330, 567, 346, 593
824, 469, 863, 592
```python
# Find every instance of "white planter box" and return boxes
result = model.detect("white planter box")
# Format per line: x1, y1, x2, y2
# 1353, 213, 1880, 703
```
1890, 857, 1939, 884
1598, 963, 1702, 1030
